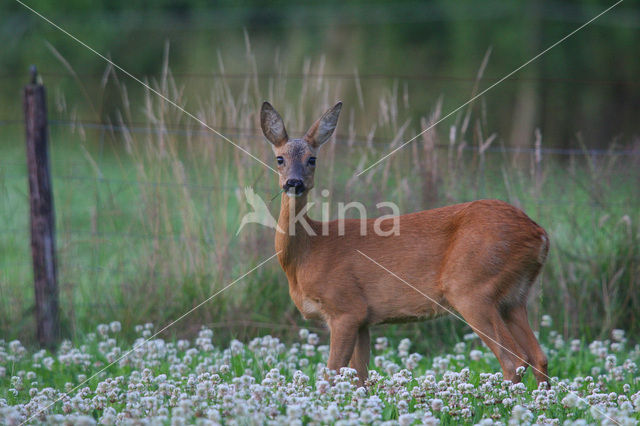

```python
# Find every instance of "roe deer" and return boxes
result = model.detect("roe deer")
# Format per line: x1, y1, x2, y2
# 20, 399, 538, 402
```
260, 101, 550, 386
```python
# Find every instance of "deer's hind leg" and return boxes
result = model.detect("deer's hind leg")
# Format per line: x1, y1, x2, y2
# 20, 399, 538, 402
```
502, 305, 548, 384
450, 295, 529, 383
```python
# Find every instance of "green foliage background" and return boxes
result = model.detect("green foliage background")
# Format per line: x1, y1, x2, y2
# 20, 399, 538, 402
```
1, 1, 638, 147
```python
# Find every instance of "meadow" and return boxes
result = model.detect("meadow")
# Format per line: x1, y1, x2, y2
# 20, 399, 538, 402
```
0, 48, 639, 424
1, 320, 639, 424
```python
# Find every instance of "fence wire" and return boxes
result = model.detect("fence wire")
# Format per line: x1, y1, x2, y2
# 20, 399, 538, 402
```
2, 71, 639, 86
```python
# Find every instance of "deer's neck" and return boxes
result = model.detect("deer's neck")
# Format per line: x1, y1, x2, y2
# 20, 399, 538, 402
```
276, 194, 313, 272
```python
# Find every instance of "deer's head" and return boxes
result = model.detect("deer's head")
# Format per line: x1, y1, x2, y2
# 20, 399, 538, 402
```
260, 101, 342, 197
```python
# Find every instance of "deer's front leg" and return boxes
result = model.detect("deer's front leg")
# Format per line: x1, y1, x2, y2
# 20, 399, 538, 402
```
349, 326, 370, 386
327, 315, 361, 377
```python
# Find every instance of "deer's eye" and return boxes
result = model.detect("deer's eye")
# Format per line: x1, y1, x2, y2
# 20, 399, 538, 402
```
276, 156, 284, 165
308, 157, 316, 166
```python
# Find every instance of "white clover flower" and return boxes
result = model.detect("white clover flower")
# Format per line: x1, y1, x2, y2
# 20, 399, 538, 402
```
230, 339, 244, 355
109, 321, 121, 333
620, 400, 633, 412
360, 408, 375, 423
307, 333, 319, 346
431, 398, 443, 412
405, 353, 422, 370
99, 406, 117, 425
398, 338, 412, 355
199, 327, 213, 339
176, 340, 190, 351
326, 403, 340, 420
469, 350, 483, 361
562, 392, 579, 408
10, 376, 23, 391
97, 324, 109, 338
287, 404, 303, 419
374, 355, 385, 368
590, 404, 607, 420
301, 343, 315, 358
422, 413, 440, 425
398, 413, 414, 426
374, 337, 388, 351
264, 355, 276, 367
432, 356, 450, 372
298, 328, 309, 340
384, 361, 400, 376
463, 332, 479, 341
454, 342, 466, 354
460, 408, 472, 419
623, 359, 637, 374
510, 404, 533, 423
541, 315, 552, 327
570, 339, 581, 352
317, 345, 330, 359
316, 380, 330, 394
612, 329, 625, 342
605, 355, 617, 372
71, 414, 97, 425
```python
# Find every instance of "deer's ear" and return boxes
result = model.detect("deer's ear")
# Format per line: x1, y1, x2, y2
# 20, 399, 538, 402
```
260, 102, 288, 147
304, 102, 342, 148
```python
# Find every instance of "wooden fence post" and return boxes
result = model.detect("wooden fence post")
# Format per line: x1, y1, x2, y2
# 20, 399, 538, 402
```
23, 66, 59, 349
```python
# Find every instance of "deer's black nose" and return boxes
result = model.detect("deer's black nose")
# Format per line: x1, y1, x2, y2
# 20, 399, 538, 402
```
284, 179, 305, 194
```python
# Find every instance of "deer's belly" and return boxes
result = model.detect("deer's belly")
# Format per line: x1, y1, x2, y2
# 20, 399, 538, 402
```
379, 309, 447, 325
372, 297, 450, 325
